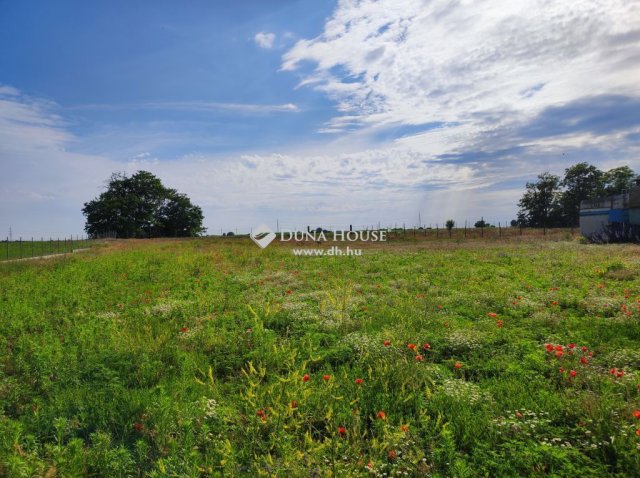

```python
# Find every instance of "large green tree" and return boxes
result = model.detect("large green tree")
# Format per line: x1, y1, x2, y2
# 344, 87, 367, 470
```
517, 172, 563, 228
82, 171, 206, 238
560, 162, 604, 226
603, 166, 637, 195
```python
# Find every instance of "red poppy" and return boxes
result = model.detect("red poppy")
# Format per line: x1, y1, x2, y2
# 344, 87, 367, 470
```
568, 343, 575, 349
355, 378, 363, 385
610, 368, 618, 375
407, 343, 416, 350
437, 304, 443, 309
555, 351, 563, 358
617, 370, 625, 378
455, 361, 462, 369
569, 370, 577, 378
559, 367, 564, 373
496, 320, 504, 328
423, 343, 431, 350
302, 374, 310, 382
636, 429, 640, 437
581, 356, 587, 365
545, 344, 554, 352
633, 410, 640, 419
286, 289, 292, 295
133, 422, 144, 432
256, 409, 265, 417
377, 411, 386, 420
487, 312, 498, 318
415, 355, 423, 362
323, 374, 330, 381
400, 424, 409, 432
551, 301, 558, 306
383, 340, 391, 347
290, 400, 298, 409
181, 327, 188, 333
555, 345, 563, 351
338, 426, 346, 436
388, 450, 396, 460
581, 346, 588, 352
515, 411, 523, 419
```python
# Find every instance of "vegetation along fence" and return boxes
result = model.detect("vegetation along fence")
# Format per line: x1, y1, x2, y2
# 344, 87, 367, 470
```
1, 236, 93, 262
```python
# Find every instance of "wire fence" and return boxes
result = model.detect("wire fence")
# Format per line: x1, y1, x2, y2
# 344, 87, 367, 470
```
1, 236, 94, 262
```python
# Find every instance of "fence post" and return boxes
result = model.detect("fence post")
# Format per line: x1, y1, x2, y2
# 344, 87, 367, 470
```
5, 237, 8, 260
31, 238, 34, 257
498, 222, 501, 237
19, 237, 22, 259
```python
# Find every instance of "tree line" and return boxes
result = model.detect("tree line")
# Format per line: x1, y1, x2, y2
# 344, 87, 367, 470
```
516, 164, 637, 228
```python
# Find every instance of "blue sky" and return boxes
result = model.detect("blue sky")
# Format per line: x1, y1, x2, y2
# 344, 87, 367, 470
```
1, 0, 639, 237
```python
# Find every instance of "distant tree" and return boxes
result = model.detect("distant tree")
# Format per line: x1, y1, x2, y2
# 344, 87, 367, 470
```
560, 163, 604, 227
83, 171, 205, 238
226, 231, 235, 237
445, 219, 455, 237
603, 166, 637, 195
517, 172, 563, 228
474, 219, 489, 228
510, 219, 518, 227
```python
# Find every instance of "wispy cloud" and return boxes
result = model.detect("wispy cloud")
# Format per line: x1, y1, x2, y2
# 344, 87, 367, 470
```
67, 101, 300, 114
254, 31, 276, 49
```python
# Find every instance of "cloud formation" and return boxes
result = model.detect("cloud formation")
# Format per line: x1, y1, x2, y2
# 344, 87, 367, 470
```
254, 31, 276, 49
283, 0, 640, 132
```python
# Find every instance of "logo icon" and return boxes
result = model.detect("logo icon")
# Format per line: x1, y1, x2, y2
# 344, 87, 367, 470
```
250, 224, 276, 249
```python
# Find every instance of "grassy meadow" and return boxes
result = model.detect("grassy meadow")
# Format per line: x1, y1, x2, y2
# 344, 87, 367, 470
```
2, 236, 640, 477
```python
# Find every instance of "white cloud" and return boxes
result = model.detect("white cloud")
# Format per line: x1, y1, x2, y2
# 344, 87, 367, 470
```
282, 0, 640, 133
68, 101, 300, 114
254, 31, 276, 49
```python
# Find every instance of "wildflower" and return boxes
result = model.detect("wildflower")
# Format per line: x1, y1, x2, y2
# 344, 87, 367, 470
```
556, 351, 563, 359
180, 327, 188, 333
581, 356, 587, 365
617, 370, 625, 378
302, 374, 310, 382
383, 340, 391, 347
323, 374, 331, 381
581, 346, 588, 352
407, 343, 416, 350
400, 424, 409, 432
286, 289, 292, 295
423, 342, 431, 350
496, 320, 503, 328
355, 378, 363, 385
633, 410, 640, 419
133, 422, 144, 432
290, 400, 298, 409
338, 426, 346, 436
568, 343, 575, 349
366, 462, 374, 470
377, 411, 387, 420
569, 370, 577, 378
455, 361, 462, 369
555, 345, 563, 352
610, 368, 618, 375
636, 429, 640, 437
487, 312, 498, 318
545, 343, 554, 352
256, 409, 265, 417
415, 355, 424, 362
437, 304, 443, 309
388, 450, 396, 460
515, 411, 523, 419
551, 301, 558, 307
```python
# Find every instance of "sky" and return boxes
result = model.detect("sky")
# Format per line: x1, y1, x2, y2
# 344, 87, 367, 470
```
1, 0, 639, 237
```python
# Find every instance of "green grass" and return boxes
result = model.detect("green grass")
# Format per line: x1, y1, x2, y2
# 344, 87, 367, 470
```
0, 239, 94, 261
1, 237, 640, 477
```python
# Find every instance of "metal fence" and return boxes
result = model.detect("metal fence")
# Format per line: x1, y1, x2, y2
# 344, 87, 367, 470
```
1, 236, 93, 262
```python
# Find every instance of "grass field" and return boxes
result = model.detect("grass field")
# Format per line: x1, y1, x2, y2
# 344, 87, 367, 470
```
2, 236, 640, 477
